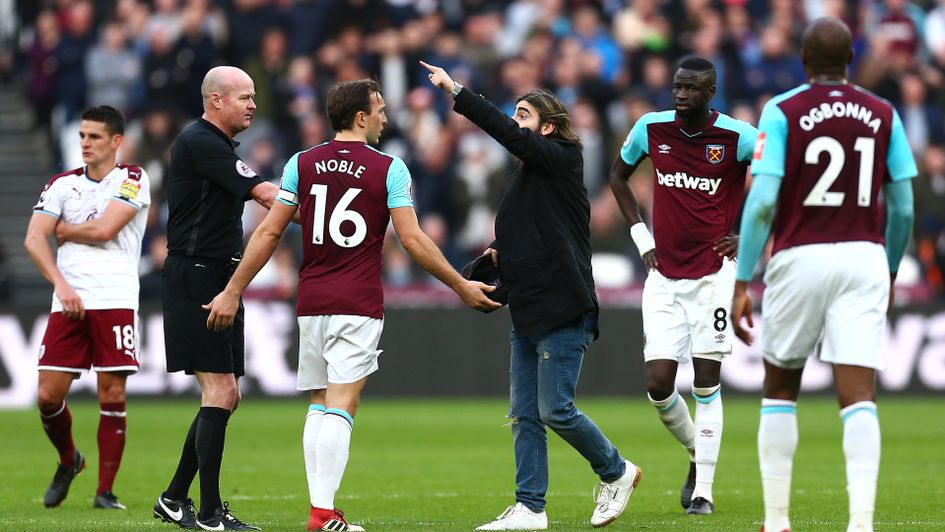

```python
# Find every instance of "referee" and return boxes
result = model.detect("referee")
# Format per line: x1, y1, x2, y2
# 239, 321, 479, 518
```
153, 66, 280, 531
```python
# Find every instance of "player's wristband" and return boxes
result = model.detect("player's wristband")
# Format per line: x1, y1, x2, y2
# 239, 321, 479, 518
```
629, 223, 655, 257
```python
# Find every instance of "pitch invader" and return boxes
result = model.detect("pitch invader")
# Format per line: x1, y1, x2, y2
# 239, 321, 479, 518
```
732, 18, 916, 532
24, 106, 150, 510
609, 57, 758, 515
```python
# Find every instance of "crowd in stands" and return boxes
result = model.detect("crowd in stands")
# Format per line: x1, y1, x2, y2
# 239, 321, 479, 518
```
4, 0, 945, 302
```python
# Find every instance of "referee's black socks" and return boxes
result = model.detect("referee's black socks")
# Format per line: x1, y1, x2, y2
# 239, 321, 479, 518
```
196, 406, 231, 519
165, 413, 200, 501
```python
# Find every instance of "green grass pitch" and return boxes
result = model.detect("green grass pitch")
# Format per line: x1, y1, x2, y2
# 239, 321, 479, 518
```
1, 397, 942, 531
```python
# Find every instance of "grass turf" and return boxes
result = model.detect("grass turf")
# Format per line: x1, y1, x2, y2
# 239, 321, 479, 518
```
1, 397, 942, 531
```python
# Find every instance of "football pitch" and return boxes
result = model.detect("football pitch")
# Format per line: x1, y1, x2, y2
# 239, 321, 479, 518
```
1, 397, 942, 531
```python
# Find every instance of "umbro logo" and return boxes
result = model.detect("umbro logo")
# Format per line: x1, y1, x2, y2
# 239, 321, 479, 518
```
828, 90, 844, 97
338, 149, 351, 154
658, 144, 671, 154
715, 334, 725, 343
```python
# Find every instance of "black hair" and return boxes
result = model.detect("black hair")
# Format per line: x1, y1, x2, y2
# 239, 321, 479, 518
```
676, 56, 716, 75
81, 105, 125, 135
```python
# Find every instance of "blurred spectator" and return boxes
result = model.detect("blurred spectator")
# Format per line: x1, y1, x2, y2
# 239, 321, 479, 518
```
26, 10, 59, 138
85, 21, 140, 114
245, 26, 289, 123
914, 144, 945, 295
55, 0, 95, 121
224, 0, 283, 67
452, 131, 505, 255
142, 25, 181, 110
5, 0, 945, 299
570, 5, 622, 84
926, 0, 945, 68
139, 232, 168, 299
612, 0, 672, 55
896, 71, 945, 153
172, 4, 219, 117
743, 25, 805, 101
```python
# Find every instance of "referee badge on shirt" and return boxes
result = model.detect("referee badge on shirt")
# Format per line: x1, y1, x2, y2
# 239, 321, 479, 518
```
706, 144, 725, 165
235, 160, 256, 178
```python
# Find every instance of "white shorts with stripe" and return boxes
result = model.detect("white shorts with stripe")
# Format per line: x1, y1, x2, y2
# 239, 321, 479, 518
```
761, 241, 889, 370
296, 315, 384, 390
642, 259, 736, 364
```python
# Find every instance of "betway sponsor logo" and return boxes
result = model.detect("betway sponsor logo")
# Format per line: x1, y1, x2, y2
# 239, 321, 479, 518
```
656, 169, 721, 195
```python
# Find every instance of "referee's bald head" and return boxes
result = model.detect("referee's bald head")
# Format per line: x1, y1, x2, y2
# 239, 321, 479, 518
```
201, 66, 253, 106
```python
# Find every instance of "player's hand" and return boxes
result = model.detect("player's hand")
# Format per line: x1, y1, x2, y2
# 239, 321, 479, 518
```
54, 220, 71, 245
714, 234, 738, 259
204, 290, 240, 332
485, 247, 498, 266
458, 280, 503, 313
419, 60, 456, 94
731, 281, 754, 345
54, 281, 85, 320
642, 249, 658, 272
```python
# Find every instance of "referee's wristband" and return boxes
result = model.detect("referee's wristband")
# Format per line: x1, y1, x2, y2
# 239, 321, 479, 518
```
629, 223, 655, 257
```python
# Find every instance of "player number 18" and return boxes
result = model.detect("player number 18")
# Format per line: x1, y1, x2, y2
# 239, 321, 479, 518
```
309, 184, 368, 248
802, 136, 875, 207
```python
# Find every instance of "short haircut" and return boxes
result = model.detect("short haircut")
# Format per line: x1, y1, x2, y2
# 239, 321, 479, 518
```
81, 105, 125, 135
325, 79, 382, 133
676, 56, 716, 75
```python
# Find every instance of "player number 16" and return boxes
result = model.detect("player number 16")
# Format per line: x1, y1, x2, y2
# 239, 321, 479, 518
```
309, 184, 368, 248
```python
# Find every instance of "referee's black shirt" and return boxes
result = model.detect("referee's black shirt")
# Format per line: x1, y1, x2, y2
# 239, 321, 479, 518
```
166, 118, 265, 261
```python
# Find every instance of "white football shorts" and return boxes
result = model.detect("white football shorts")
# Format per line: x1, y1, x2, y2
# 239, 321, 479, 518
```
296, 314, 384, 390
762, 241, 889, 370
642, 258, 736, 363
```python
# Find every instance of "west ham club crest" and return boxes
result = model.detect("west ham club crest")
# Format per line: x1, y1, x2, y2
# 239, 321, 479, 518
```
706, 144, 725, 165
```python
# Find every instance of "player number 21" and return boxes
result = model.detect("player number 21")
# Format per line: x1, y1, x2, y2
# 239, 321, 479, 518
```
310, 184, 368, 248
802, 136, 875, 207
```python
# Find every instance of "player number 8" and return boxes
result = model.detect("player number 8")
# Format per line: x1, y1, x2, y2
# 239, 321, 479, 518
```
713, 307, 727, 332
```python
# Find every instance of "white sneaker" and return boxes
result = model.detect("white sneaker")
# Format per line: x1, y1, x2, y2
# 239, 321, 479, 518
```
475, 503, 548, 530
590, 460, 643, 528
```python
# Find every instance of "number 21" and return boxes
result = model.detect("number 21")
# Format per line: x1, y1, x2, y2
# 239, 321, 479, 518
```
802, 136, 875, 207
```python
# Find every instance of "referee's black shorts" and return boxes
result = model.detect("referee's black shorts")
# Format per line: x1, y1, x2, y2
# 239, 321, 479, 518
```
162, 255, 245, 376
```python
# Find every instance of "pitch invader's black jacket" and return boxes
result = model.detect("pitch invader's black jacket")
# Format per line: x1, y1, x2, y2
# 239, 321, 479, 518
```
452, 88, 598, 338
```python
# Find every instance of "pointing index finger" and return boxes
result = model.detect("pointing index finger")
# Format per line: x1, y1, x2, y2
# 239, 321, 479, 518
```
419, 60, 436, 72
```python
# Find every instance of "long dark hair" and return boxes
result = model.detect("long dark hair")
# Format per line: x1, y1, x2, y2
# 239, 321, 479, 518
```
516, 88, 583, 150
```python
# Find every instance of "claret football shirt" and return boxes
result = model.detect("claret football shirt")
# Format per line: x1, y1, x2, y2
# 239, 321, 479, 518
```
277, 140, 413, 318
621, 110, 758, 279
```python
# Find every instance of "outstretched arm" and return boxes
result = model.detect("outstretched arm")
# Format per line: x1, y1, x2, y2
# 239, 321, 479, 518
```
391, 206, 501, 312
420, 60, 568, 174
204, 200, 296, 331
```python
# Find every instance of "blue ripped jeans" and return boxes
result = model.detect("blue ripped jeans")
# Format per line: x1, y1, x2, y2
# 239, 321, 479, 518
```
508, 312, 626, 512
